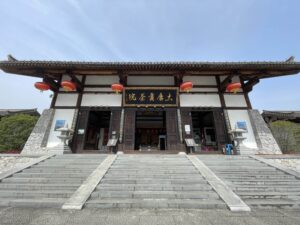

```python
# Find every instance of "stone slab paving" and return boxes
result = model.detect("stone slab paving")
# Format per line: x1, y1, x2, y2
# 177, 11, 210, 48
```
0, 207, 299, 225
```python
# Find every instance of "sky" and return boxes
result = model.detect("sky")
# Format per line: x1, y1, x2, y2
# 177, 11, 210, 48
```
0, 0, 299, 112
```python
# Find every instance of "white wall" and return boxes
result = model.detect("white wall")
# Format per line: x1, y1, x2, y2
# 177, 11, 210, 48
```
84, 87, 113, 92
180, 87, 218, 92
81, 93, 122, 107
183, 76, 216, 85
55, 94, 78, 107
127, 76, 174, 86
227, 110, 258, 149
224, 94, 247, 107
85, 76, 119, 85
47, 109, 76, 147
180, 94, 221, 107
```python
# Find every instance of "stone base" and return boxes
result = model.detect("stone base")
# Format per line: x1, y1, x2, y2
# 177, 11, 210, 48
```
48, 143, 72, 155
248, 110, 282, 155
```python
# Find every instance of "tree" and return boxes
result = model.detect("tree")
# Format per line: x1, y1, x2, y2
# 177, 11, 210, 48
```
270, 121, 299, 153
0, 114, 38, 152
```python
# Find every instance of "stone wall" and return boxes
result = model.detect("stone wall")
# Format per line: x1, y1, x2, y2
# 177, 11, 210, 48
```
21, 109, 55, 155
248, 109, 282, 154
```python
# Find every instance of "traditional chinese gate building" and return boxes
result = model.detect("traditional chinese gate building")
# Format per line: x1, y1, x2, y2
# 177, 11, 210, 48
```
1, 57, 299, 154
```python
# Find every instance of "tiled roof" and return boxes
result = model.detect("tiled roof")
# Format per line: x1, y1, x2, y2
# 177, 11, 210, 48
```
262, 110, 300, 119
1, 60, 300, 71
0, 109, 40, 117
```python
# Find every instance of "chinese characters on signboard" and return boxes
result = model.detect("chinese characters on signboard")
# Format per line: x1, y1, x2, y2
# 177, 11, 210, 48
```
123, 88, 178, 107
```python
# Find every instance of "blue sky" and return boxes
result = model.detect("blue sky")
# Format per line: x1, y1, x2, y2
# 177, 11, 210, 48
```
0, 0, 299, 112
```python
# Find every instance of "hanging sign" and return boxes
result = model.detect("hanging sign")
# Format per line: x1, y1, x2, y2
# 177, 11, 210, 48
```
123, 87, 178, 107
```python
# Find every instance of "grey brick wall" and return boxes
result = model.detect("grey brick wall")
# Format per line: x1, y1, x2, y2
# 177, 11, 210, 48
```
248, 109, 282, 154
21, 109, 55, 155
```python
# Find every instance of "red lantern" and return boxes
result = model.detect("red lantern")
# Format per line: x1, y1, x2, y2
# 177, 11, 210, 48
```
61, 81, 76, 91
180, 81, 193, 92
226, 82, 242, 94
34, 82, 50, 92
111, 83, 124, 93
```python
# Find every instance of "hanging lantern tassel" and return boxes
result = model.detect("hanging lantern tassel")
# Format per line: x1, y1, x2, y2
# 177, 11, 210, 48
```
226, 82, 242, 94
34, 82, 50, 92
180, 81, 193, 92
61, 81, 77, 92
111, 83, 124, 94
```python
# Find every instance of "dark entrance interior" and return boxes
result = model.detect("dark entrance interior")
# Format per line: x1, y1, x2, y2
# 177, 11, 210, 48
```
134, 111, 166, 151
192, 111, 218, 151
84, 111, 111, 150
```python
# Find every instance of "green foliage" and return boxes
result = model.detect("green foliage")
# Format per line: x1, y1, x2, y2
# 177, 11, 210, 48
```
0, 114, 39, 152
270, 121, 300, 153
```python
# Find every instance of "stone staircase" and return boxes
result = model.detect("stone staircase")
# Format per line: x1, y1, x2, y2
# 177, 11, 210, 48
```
198, 155, 300, 209
85, 155, 226, 209
0, 154, 107, 207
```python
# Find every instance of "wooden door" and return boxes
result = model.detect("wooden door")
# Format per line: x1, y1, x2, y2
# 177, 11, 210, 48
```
213, 109, 228, 150
109, 109, 121, 138
123, 108, 136, 150
166, 108, 180, 150
72, 109, 89, 152
180, 109, 193, 139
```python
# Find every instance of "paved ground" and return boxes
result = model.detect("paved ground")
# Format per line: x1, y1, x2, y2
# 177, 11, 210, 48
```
0, 207, 299, 225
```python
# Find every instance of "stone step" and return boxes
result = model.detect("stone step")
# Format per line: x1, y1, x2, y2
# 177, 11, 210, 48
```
96, 184, 213, 191
244, 199, 300, 208
85, 198, 226, 209
228, 181, 300, 185
90, 190, 219, 199
1, 177, 85, 184
0, 183, 79, 190
237, 192, 300, 199
0, 190, 73, 198
233, 187, 300, 192
221, 175, 295, 180
103, 174, 202, 179
100, 178, 206, 184
25, 169, 94, 173
0, 198, 66, 208
12, 172, 91, 178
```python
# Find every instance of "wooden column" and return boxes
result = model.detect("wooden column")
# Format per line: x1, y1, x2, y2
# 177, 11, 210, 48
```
216, 76, 225, 108
76, 75, 86, 108
213, 109, 228, 151
123, 108, 136, 150
109, 108, 122, 138
72, 109, 89, 152
165, 108, 180, 150
180, 108, 193, 139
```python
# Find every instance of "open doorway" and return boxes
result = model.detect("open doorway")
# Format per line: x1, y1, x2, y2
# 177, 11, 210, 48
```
135, 111, 166, 151
192, 111, 218, 152
84, 111, 111, 150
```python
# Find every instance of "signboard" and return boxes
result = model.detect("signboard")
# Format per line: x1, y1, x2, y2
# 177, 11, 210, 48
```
107, 138, 118, 147
236, 121, 248, 132
185, 138, 197, 147
123, 87, 178, 107
54, 120, 65, 131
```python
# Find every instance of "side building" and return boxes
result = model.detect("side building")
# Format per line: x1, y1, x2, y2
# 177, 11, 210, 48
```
1, 58, 299, 155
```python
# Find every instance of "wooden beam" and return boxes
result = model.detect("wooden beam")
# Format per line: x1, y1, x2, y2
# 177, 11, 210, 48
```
243, 77, 260, 93
216, 76, 225, 108
174, 71, 184, 86
43, 76, 59, 92
118, 70, 127, 85
220, 75, 234, 92
67, 71, 83, 92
